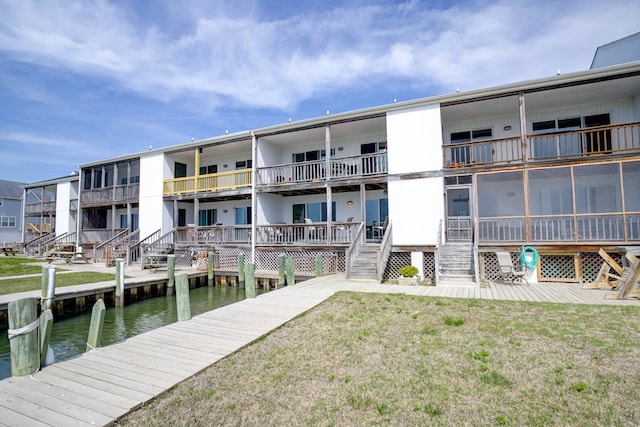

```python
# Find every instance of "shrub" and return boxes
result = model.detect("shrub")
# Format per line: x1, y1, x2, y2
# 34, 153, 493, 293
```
398, 265, 419, 277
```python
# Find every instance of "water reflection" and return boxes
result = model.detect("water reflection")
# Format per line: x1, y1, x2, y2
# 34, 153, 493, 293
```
0, 286, 255, 380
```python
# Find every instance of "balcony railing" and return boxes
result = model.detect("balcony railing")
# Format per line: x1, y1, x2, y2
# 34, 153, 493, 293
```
444, 122, 640, 168
175, 225, 252, 244
256, 222, 359, 245
478, 213, 640, 243
80, 184, 140, 204
163, 169, 252, 195
24, 201, 57, 215
257, 152, 388, 186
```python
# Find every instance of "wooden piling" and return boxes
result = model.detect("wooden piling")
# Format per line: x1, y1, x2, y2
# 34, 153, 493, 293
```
245, 263, 256, 298
167, 255, 176, 296
278, 255, 286, 288
207, 252, 214, 286
40, 266, 48, 311
315, 254, 323, 277
176, 274, 191, 321
286, 257, 295, 286
238, 254, 245, 288
86, 299, 106, 352
39, 309, 53, 367
115, 259, 124, 307
8, 298, 39, 376
45, 265, 56, 311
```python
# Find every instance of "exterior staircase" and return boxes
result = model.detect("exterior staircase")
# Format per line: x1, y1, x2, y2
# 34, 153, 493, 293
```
438, 241, 476, 285
348, 244, 381, 280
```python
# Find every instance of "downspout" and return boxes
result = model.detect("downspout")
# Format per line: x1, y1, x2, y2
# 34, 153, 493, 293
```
251, 131, 257, 264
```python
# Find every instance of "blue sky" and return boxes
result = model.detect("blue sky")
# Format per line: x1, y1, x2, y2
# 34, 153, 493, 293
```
1, 0, 638, 184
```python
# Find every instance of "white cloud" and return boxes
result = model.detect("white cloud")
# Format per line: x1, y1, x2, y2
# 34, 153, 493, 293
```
0, 0, 638, 111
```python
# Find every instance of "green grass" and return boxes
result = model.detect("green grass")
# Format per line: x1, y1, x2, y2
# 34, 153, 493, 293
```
120, 292, 640, 427
0, 272, 116, 295
0, 257, 49, 277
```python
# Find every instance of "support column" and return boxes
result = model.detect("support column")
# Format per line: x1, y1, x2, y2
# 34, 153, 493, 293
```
173, 200, 178, 228
519, 92, 528, 162
195, 148, 201, 192
360, 183, 366, 241
327, 186, 333, 244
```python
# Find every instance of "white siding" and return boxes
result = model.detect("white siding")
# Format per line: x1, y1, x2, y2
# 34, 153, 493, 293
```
388, 177, 443, 245
55, 182, 71, 235
525, 99, 636, 129
443, 114, 521, 144
139, 153, 165, 237
387, 104, 442, 174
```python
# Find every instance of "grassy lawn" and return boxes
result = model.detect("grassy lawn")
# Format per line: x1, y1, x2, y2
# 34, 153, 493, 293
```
119, 292, 640, 427
0, 257, 49, 277
0, 272, 116, 295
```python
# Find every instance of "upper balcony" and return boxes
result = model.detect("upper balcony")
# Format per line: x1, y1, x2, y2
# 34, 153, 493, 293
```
257, 152, 388, 187
443, 122, 640, 169
163, 169, 252, 196
24, 201, 56, 215
80, 183, 140, 206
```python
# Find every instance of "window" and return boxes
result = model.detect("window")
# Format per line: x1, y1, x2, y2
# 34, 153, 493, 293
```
532, 117, 581, 158
360, 142, 386, 154
449, 129, 492, 164
622, 161, 640, 212
198, 209, 217, 226
175, 162, 187, 178
120, 214, 139, 231
83, 169, 92, 190
292, 149, 335, 163
584, 113, 611, 153
199, 164, 218, 175
235, 160, 252, 169
0, 199, 3, 207
365, 198, 388, 226
292, 202, 336, 223
0, 216, 16, 227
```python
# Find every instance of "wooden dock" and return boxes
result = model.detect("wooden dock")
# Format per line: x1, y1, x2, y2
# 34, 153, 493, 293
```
1, 275, 638, 426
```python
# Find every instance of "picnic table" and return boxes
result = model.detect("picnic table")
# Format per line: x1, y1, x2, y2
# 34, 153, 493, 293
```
47, 251, 89, 264
1, 247, 19, 256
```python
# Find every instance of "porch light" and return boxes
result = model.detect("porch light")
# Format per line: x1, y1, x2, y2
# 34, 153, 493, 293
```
347, 201, 353, 205
337, 147, 344, 151
504, 125, 512, 131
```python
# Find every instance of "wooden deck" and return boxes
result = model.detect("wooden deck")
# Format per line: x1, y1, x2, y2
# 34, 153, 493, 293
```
1, 276, 638, 426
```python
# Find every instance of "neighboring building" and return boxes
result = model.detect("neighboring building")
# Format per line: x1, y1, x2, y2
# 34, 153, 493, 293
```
73, 37, 639, 284
0, 179, 25, 245
591, 32, 640, 69
22, 174, 79, 254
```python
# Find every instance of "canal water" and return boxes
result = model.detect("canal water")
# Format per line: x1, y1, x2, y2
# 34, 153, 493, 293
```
0, 285, 261, 380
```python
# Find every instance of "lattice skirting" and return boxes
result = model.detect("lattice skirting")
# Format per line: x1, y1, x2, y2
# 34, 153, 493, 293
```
383, 252, 435, 280
202, 247, 344, 277
480, 250, 622, 284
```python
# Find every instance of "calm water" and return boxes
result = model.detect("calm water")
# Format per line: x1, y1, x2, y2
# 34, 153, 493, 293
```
0, 285, 261, 380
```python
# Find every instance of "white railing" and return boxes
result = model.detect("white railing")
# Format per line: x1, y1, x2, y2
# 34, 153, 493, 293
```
176, 225, 252, 245
257, 152, 388, 186
345, 222, 366, 279
377, 221, 393, 282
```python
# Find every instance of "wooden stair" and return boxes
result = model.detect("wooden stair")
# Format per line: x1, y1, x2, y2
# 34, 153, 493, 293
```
438, 242, 475, 285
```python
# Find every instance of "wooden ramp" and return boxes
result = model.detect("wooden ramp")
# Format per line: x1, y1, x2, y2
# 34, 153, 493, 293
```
2, 275, 639, 426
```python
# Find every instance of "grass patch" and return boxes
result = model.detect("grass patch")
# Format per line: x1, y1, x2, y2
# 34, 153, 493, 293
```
0, 272, 116, 295
119, 292, 640, 427
0, 257, 48, 277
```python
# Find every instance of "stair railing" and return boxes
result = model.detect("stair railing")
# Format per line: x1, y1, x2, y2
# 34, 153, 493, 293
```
23, 232, 56, 255
128, 229, 161, 265
435, 220, 442, 285
473, 216, 480, 284
345, 222, 365, 279
376, 221, 393, 282
93, 228, 129, 263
